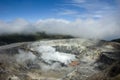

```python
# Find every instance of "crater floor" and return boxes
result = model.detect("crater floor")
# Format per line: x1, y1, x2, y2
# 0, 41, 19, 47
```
0, 38, 120, 80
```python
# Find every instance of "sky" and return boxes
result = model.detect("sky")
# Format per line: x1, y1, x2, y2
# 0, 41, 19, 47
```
0, 0, 119, 21
0, 0, 120, 40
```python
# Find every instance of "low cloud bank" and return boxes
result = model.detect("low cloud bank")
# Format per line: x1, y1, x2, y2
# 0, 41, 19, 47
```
0, 16, 120, 40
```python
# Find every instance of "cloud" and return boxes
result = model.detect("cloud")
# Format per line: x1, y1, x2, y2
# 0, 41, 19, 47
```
0, 16, 119, 40
59, 0, 118, 19
58, 9, 79, 15
71, 0, 86, 3
0, 18, 36, 34
70, 0, 116, 11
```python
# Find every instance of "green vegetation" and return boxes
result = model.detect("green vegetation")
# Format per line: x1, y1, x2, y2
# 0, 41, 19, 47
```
0, 32, 74, 46
111, 39, 120, 43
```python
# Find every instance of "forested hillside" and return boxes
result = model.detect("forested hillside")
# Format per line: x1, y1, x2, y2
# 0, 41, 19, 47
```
0, 32, 74, 46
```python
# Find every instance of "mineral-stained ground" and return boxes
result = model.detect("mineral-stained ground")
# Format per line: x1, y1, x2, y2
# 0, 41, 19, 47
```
0, 38, 120, 80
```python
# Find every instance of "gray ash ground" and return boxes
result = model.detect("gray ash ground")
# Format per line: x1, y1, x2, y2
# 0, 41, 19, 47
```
0, 38, 120, 80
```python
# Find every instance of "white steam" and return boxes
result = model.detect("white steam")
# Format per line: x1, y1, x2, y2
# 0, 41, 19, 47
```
15, 45, 76, 67
0, 17, 120, 40
15, 49, 36, 63
31, 45, 76, 65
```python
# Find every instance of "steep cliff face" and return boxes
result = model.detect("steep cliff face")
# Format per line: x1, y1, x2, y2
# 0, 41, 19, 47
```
0, 38, 120, 80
